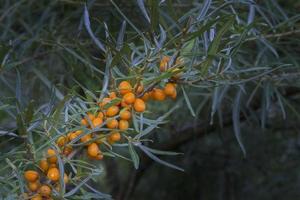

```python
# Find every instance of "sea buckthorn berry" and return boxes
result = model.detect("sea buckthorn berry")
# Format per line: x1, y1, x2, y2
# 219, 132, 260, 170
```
119, 81, 132, 95
31, 194, 42, 200
56, 136, 67, 147
28, 181, 40, 192
64, 173, 69, 184
68, 132, 78, 141
109, 92, 117, 99
171, 89, 177, 99
24, 170, 39, 182
87, 113, 95, 121
93, 154, 104, 160
120, 110, 131, 120
164, 83, 176, 96
49, 163, 57, 169
152, 88, 166, 101
39, 159, 49, 173
87, 143, 100, 157
38, 185, 51, 197
75, 130, 83, 135
63, 145, 73, 156
136, 84, 144, 94
47, 149, 57, 164
97, 112, 104, 119
47, 167, 60, 182
119, 120, 129, 131
106, 118, 119, 129
99, 97, 111, 107
123, 92, 136, 104
92, 117, 103, 127
80, 134, 92, 144
134, 98, 146, 112
121, 100, 130, 108
109, 132, 121, 142
159, 56, 170, 72
106, 106, 120, 117
81, 118, 88, 126
141, 92, 150, 101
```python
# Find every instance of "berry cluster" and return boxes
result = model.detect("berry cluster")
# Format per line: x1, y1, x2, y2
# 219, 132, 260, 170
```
23, 56, 179, 199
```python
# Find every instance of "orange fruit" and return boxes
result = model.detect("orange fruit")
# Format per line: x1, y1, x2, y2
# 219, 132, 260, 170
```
47, 149, 57, 164
63, 145, 73, 156
97, 112, 104, 119
80, 134, 92, 144
75, 130, 83, 135
118, 81, 132, 95
24, 170, 39, 182
171, 89, 177, 99
119, 120, 129, 131
141, 92, 150, 101
68, 132, 78, 141
28, 181, 40, 192
134, 98, 146, 112
109, 92, 117, 99
87, 143, 100, 157
123, 92, 136, 104
47, 167, 60, 182
39, 159, 49, 173
164, 83, 176, 96
92, 117, 103, 127
99, 97, 111, 107
109, 132, 121, 142
93, 154, 104, 160
87, 113, 95, 121
56, 136, 67, 147
106, 106, 120, 117
31, 194, 42, 200
38, 185, 51, 197
152, 88, 166, 101
106, 118, 119, 129
120, 110, 131, 120
48, 163, 57, 169
64, 173, 69, 184
159, 56, 170, 72
136, 84, 144, 94
81, 118, 88, 126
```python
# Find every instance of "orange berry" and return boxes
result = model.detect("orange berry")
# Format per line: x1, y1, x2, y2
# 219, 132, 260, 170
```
92, 117, 103, 127
49, 163, 57, 169
164, 83, 176, 96
171, 89, 177, 99
159, 56, 170, 72
75, 130, 83, 135
39, 159, 49, 173
94, 154, 104, 160
99, 97, 111, 107
68, 132, 78, 141
87, 143, 100, 157
134, 98, 146, 112
87, 113, 95, 121
97, 112, 104, 119
136, 84, 144, 94
120, 110, 131, 120
56, 136, 67, 147
63, 145, 73, 156
47, 167, 60, 182
38, 185, 51, 197
118, 81, 132, 95
31, 194, 42, 200
28, 181, 40, 192
64, 173, 69, 184
47, 149, 57, 164
152, 88, 166, 101
119, 120, 129, 131
24, 170, 39, 182
123, 92, 136, 104
80, 134, 92, 144
106, 118, 119, 129
109, 92, 117, 99
109, 132, 121, 142
141, 92, 150, 101
106, 106, 120, 117
81, 118, 88, 126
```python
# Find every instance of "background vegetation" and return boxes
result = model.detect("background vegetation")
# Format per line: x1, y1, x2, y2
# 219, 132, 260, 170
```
0, 0, 300, 199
